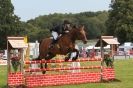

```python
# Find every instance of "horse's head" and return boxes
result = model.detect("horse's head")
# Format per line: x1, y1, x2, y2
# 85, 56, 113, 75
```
72, 25, 88, 44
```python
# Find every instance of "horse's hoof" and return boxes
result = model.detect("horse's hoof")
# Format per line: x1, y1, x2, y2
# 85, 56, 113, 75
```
65, 57, 69, 62
42, 71, 46, 74
72, 57, 77, 61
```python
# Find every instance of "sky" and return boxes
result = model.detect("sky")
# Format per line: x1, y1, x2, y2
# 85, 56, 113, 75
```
11, 0, 111, 21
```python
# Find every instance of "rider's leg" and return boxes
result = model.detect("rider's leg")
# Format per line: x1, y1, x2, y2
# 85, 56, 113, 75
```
51, 31, 59, 45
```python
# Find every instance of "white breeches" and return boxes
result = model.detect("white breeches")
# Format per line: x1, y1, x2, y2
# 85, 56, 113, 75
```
52, 31, 58, 40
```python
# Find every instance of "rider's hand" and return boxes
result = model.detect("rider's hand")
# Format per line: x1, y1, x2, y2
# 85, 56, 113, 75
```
65, 31, 69, 33
59, 34, 62, 37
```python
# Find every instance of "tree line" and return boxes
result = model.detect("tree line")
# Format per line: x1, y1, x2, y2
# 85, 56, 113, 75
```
25, 11, 108, 41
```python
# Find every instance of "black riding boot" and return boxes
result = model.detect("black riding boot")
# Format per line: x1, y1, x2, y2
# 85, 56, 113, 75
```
49, 39, 58, 48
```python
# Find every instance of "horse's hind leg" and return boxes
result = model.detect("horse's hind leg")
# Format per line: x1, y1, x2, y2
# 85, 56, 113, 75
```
40, 62, 47, 74
45, 52, 56, 60
41, 53, 55, 74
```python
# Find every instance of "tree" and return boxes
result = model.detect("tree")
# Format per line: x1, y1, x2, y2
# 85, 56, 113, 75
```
22, 22, 50, 42
0, 0, 23, 49
106, 0, 133, 44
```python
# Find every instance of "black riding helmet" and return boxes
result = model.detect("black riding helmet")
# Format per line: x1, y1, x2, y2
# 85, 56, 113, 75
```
63, 20, 71, 24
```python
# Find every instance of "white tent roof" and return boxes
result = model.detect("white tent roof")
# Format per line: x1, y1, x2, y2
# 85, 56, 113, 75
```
85, 45, 110, 50
95, 36, 120, 47
103, 38, 120, 45
7, 37, 28, 48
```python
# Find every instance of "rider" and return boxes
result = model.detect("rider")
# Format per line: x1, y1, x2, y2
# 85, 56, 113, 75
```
50, 20, 71, 47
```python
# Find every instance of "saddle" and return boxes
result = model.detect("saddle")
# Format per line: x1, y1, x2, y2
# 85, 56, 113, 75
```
49, 32, 68, 49
49, 38, 60, 49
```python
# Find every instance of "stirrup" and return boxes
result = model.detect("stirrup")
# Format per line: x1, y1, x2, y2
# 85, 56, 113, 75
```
49, 44, 54, 48
56, 44, 60, 48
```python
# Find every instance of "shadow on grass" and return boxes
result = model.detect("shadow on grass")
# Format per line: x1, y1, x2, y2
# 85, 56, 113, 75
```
1, 84, 27, 88
102, 79, 121, 83
1, 79, 121, 88
1, 85, 7, 88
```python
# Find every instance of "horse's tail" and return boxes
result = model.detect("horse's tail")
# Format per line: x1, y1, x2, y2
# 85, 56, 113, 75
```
39, 39, 43, 45
39, 39, 43, 51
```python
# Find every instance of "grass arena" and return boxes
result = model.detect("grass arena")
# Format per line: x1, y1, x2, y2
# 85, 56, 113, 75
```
1, 59, 133, 88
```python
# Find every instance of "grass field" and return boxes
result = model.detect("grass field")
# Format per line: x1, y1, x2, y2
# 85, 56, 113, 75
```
0, 59, 133, 88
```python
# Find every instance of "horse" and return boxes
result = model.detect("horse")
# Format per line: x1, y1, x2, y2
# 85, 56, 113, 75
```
38, 25, 88, 74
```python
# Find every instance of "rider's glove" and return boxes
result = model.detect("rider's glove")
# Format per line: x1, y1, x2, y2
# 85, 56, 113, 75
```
65, 31, 69, 33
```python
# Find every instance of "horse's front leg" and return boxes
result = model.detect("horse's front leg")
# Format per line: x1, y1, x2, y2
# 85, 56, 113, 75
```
40, 62, 47, 74
65, 52, 72, 61
65, 49, 79, 61
71, 49, 79, 61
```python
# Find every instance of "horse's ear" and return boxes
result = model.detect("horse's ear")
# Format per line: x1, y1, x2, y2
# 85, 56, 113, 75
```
73, 25, 78, 29
81, 25, 84, 29
79, 25, 84, 30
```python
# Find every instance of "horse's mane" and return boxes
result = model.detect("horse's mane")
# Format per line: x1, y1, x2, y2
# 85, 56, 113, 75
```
67, 25, 79, 39
59, 25, 77, 38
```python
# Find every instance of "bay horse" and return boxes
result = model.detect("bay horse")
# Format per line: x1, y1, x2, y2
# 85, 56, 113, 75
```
38, 25, 87, 74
